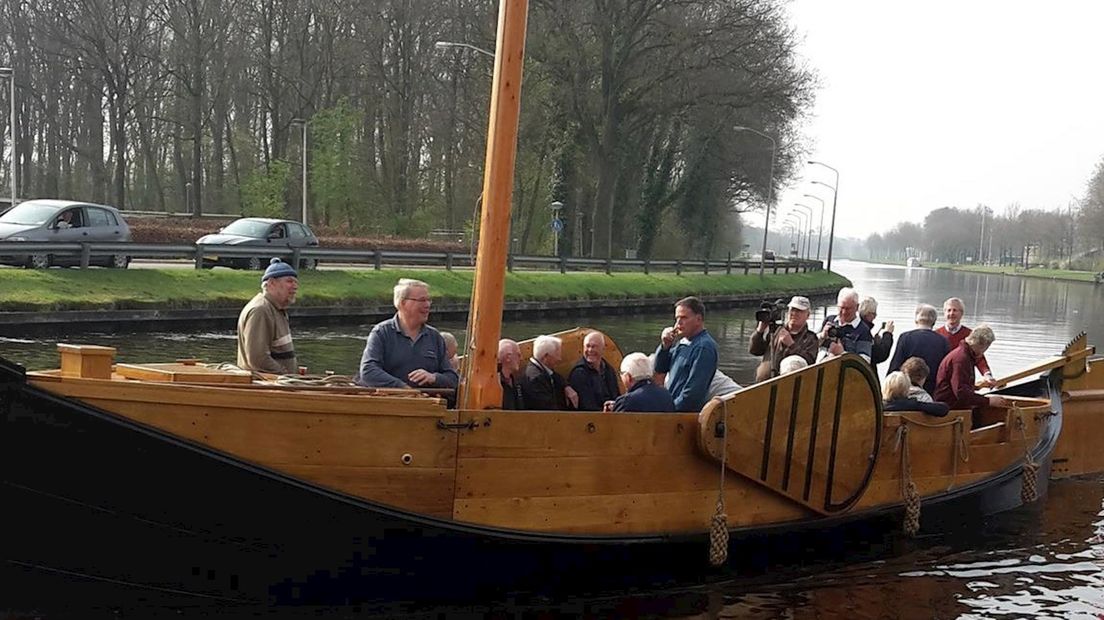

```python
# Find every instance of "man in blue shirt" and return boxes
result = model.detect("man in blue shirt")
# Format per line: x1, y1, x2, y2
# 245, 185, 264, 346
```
654, 296, 718, 412
354, 278, 459, 390
608, 352, 675, 413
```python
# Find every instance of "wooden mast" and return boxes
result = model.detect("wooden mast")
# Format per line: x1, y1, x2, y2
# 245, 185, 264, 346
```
459, 0, 530, 410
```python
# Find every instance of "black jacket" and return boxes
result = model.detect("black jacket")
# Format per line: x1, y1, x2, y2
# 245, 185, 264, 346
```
519, 359, 570, 411
567, 357, 621, 411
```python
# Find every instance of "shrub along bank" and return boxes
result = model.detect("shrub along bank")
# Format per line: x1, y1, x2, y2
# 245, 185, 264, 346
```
0, 268, 850, 313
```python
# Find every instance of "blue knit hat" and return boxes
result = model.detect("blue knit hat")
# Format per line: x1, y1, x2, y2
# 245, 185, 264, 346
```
262, 258, 298, 282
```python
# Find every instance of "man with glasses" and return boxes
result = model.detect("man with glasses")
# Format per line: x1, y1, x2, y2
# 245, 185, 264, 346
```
354, 278, 459, 390
817, 287, 873, 363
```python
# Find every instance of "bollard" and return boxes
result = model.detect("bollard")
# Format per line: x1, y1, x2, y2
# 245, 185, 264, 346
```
676, 260, 682, 276
508, 254, 515, 272
291, 248, 301, 270
726, 252, 732, 275
80, 243, 91, 269
644, 259, 650, 275
194, 245, 204, 270
605, 258, 612, 275
559, 256, 567, 274
374, 251, 382, 270
703, 259, 709, 275
446, 252, 453, 271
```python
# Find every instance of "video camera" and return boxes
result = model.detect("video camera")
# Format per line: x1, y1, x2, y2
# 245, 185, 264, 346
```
755, 299, 787, 325
824, 324, 842, 341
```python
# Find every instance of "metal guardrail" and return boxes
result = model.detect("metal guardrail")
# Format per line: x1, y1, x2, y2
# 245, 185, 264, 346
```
0, 241, 823, 274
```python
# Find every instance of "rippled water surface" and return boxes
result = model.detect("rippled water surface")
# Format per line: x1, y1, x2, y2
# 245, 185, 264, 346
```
4, 260, 1104, 618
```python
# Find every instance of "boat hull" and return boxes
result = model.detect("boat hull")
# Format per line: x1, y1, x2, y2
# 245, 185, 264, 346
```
1, 358, 1053, 608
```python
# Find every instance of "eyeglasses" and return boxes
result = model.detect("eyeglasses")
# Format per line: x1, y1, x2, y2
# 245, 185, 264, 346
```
404, 297, 431, 304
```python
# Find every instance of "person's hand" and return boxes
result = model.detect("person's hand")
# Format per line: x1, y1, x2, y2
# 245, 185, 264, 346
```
756, 321, 770, 334
981, 373, 998, 388
565, 386, 579, 409
408, 369, 436, 386
819, 323, 833, 340
777, 329, 794, 348
987, 394, 1010, 407
884, 320, 895, 334
602, 400, 615, 412
661, 326, 677, 348
828, 340, 844, 356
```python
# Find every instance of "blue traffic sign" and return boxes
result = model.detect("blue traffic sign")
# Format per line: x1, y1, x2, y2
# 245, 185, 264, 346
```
551, 217, 564, 233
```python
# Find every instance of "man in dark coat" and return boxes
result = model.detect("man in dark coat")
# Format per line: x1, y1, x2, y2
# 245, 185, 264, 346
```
608, 352, 675, 413
888, 303, 950, 394
519, 335, 578, 410
568, 331, 621, 411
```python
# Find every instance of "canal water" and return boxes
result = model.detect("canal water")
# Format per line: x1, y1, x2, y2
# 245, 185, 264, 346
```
2, 260, 1103, 618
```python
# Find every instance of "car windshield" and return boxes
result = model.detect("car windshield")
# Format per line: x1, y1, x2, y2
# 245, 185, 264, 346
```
220, 219, 271, 238
0, 202, 62, 226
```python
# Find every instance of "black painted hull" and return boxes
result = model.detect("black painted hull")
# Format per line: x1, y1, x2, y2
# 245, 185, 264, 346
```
0, 357, 1059, 608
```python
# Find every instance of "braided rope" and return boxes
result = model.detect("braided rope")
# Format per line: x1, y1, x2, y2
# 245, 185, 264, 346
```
708, 402, 730, 567
895, 424, 921, 536
1015, 409, 1039, 504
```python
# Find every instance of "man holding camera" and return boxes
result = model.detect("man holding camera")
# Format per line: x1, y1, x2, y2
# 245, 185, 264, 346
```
818, 287, 874, 363
748, 296, 820, 382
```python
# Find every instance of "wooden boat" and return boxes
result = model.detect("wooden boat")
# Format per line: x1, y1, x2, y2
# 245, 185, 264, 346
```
0, 0, 1096, 608
1049, 334, 1104, 478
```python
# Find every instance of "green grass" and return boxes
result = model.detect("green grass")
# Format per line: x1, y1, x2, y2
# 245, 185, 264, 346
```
0, 268, 851, 311
926, 262, 1097, 282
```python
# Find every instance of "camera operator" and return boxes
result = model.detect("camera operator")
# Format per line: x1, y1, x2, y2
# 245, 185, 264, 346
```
748, 296, 820, 382
817, 287, 873, 363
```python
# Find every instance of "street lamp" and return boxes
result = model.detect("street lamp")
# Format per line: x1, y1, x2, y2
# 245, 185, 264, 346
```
802, 193, 825, 260
792, 203, 814, 259
808, 160, 840, 272
550, 200, 564, 256
734, 125, 777, 277
0, 67, 14, 204
290, 118, 308, 224
787, 210, 808, 259
434, 41, 495, 59
783, 216, 802, 257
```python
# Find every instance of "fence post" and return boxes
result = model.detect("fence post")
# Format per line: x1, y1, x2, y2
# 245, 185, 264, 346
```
676, 260, 682, 276
773, 264, 778, 275
559, 256, 567, 274
743, 263, 749, 275
373, 251, 382, 271
726, 252, 732, 275
703, 258, 709, 275
605, 257, 612, 275
445, 252, 453, 271
80, 243, 91, 269
644, 258, 650, 275
508, 254, 515, 272
291, 248, 301, 269
194, 244, 204, 270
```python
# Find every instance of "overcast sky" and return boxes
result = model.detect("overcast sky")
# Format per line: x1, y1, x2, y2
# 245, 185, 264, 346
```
762, 1, 1104, 241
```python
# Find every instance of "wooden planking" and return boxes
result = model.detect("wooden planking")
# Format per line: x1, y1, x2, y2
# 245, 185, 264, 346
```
454, 486, 809, 534
455, 410, 701, 458
33, 376, 449, 416
115, 362, 253, 384
457, 454, 724, 499
80, 398, 458, 469
280, 464, 455, 518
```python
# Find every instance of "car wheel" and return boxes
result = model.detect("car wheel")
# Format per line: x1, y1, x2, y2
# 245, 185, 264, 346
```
28, 254, 50, 269
247, 256, 263, 271
109, 254, 130, 269
299, 258, 317, 270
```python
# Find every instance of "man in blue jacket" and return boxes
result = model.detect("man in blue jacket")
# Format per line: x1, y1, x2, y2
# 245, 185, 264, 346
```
608, 352, 675, 413
654, 296, 718, 412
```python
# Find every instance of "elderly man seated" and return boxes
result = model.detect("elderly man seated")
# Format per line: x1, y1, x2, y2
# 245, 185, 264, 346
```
354, 278, 459, 390
568, 331, 621, 411
519, 335, 578, 410
606, 352, 675, 413
498, 338, 524, 410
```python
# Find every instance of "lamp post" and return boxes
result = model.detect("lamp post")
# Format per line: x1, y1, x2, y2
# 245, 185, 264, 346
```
0, 67, 14, 204
734, 125, 777, 277
978, 206, 991, 264
792, 204, 814, 259
290, 118, 308, 224
550, 200, 564, 256
434, 40, 496, 59
802, 193, 825, 260
808, 160, 840, 271
786, 211, 807, 258
784, 214, 802, 258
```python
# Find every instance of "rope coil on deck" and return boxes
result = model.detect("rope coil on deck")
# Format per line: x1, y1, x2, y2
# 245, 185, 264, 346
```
895, 424, 921, 536
1015, 409, 1039, 504
708, 401, 730, 567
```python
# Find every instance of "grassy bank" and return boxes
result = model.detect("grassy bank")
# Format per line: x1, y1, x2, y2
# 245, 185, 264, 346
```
0, 269, 850, 312
926, 262, 1097, 283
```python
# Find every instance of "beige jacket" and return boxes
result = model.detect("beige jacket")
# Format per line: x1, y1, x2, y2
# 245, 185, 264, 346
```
236, 292, 297, 374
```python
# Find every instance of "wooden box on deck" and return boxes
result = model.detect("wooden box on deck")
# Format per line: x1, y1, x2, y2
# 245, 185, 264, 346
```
57, 344, 116, 380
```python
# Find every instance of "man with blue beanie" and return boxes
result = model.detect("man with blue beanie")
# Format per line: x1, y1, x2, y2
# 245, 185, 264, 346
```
236, 258, 299, 374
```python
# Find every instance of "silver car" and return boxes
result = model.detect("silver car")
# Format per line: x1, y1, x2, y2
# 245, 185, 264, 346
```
0, 199, 132, 268
197, 217, 320, 270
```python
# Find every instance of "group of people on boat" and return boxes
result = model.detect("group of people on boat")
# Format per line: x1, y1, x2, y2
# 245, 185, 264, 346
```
234, 259, 1005, 417
746, 284, 1007, 417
